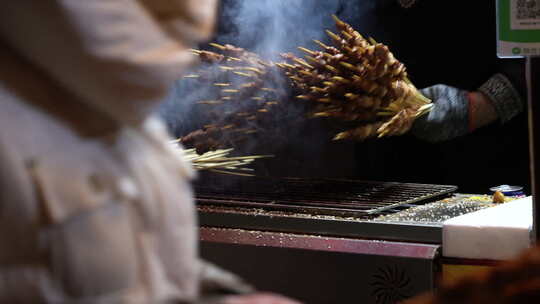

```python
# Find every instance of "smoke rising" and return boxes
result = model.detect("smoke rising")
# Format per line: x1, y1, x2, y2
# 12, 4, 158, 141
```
160, 0, 364, 178
216, 0, 362, 59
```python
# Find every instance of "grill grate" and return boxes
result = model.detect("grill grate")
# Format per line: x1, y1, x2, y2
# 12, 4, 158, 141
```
195, 177, 457, 217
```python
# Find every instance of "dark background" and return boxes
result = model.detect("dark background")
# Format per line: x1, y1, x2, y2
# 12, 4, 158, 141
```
163, 0, 531, 194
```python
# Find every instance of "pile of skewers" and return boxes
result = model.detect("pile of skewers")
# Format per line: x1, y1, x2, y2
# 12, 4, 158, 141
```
180, 44, 293, 154
184, 148, 271, 176
278, 15, 432, 140
172, 139, 272, 176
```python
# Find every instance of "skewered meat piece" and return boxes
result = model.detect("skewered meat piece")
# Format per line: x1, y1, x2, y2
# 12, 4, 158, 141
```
181, 127, 224, 154
198, 51, 225, 64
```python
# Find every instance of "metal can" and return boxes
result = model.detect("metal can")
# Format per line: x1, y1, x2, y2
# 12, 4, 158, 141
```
489, 185, 525, 197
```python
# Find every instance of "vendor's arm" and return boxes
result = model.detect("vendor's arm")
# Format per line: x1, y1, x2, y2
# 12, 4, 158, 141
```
411, 73, 524, 142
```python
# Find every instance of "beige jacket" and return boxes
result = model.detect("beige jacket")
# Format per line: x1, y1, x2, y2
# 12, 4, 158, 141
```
0, 1, 250, 303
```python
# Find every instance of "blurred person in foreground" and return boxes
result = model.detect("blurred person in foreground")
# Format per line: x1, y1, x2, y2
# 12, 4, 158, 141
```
0, 1, 299, 303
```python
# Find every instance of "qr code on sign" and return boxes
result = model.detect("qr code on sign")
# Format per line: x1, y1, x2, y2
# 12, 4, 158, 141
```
512, 0, 540, 29
516, 0, 540, 19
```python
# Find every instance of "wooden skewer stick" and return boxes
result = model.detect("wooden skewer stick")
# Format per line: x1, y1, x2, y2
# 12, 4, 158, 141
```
332, 76, 350, 84
340, 62, 357, 71
325, 65, 339, 73
240, 82, 256, 88
333, 132, 349, 141
209, 42, 226, 50
353, 31, 364, 40
242, 67, 263, 74
305, 56, 320, 64
293, 58, 314, 69
313, 112, 332, 117
323, 52, 334, 59
282, 63, 296, 69
197, 100, 223, 105
332, 14, 347, 27
326, 30, 341, 42
341, 31, 353, 41
311, 87, 327, 93
313, 40, 330, 49
233, 71, 254, 78
298, 47, 316, 55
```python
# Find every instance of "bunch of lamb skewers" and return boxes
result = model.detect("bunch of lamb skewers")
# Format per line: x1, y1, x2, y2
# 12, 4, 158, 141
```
278, 15, 432, 141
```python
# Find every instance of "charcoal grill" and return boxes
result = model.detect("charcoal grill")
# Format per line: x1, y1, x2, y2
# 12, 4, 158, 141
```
195, 176, 457, 243
196, 177, 457, 217
196, 177, 455, 303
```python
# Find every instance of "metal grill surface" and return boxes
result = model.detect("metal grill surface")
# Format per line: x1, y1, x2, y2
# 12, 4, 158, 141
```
195, 177, 457, 217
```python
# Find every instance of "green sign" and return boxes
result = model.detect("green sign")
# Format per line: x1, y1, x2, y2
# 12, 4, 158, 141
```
498, 0, 540, 57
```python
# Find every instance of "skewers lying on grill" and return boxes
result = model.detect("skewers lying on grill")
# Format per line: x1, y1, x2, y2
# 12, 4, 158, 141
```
180, 43, 293, 154
278, 15, 432, 141
172, 139, 272, 176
